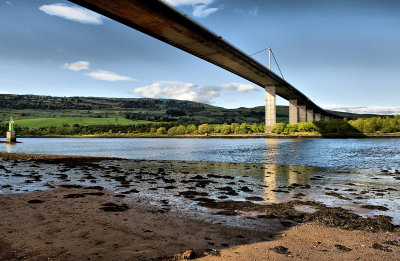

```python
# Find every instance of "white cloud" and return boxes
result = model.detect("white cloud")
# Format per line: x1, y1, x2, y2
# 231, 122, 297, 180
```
133, 81, 259, 103
165, 0, 213, 5
62, 61, 90, 71
164, 0, 218, 18
220, 82, 258, 92
86, 70, 137, 82
322, 104, 400, 115
5, 1, 12, 6
192, 5, 218, 18
39, 3, 103, 25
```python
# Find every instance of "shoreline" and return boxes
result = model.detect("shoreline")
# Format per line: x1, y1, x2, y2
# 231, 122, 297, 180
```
3, 133, 400, 139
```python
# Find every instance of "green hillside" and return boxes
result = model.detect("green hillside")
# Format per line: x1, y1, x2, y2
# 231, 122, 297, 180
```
0, 94, 371, 127
14, 117, 150, 128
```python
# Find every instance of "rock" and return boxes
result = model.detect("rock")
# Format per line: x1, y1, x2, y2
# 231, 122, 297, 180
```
361, 205, 388, 211
372, 243, 392, 252
28, 199, 45, 204
100, 203, 129, 212
271, 246, 291, 255
335, 244, 352, 251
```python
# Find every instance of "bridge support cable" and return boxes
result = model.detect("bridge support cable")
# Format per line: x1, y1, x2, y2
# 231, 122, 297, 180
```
270, 49, 284, 80
250, 46, 284, 79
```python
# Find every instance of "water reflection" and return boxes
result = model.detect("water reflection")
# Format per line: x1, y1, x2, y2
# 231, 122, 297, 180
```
6, 143, 14, 153
263, 164, 321, 202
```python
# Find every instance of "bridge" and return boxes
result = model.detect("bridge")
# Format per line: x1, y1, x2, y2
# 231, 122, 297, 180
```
68, 0, 340, 131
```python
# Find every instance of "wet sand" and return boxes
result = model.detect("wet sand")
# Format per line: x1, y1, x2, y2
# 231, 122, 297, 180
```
0, 153, 399, 260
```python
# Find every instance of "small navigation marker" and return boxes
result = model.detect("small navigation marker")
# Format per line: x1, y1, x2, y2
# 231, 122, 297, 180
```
6, 117, 16, 143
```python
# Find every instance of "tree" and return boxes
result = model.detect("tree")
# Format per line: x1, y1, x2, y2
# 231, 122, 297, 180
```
186, 124, 197, 134
198, 124, 212, 134
176, 125, 187, 135
272, 123, 286, 134
167, 126, 178, 135
156, 127, 166, 135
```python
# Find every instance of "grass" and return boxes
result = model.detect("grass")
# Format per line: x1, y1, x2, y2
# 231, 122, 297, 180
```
14, 117, 152, 128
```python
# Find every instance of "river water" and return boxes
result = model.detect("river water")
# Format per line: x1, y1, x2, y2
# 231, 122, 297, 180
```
2, 137, 400, 169
1, 138, 400, 224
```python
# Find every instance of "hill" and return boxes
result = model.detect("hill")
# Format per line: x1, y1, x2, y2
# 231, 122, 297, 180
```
0, 94, 372, 126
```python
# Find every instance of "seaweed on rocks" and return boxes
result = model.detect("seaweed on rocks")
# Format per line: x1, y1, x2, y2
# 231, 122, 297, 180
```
28, 199, 45, 204
100, 203, 129, 212
197, 200, 398, 232
271, 246, 291, 255
64, 194, 85, 199
59, 184, 83, 189
361, 205, 389, 211
372, 243, 392, 252
335, 244, 352, 251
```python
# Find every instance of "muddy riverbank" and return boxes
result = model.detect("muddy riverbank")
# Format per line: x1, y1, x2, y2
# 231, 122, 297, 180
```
0, 153, 399, 260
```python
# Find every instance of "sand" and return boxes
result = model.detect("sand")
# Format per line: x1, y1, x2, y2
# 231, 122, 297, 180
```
0, 153, 399, 260
0, 187, 399, 260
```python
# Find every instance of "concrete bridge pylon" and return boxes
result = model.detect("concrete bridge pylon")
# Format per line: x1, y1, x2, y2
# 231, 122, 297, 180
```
307, 109, 314, 122
289, 99, 298, 124
265, 86, 276, 133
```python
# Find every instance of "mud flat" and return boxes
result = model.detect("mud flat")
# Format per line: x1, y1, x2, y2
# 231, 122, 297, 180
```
0, 153, 399, 260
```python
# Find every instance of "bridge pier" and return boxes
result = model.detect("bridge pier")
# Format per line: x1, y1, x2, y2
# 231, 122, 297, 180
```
289, 99, 298, 124
324, 116, 331, 121
307, 109, 314, 122
299, 105, 307, 122
315, 113, 321, 121
265, 86, 276, 133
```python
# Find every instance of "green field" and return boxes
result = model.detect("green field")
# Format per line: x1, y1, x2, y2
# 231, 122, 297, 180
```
14, 117, 151, 128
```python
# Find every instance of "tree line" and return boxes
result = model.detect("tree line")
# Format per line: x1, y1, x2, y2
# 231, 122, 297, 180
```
271, 116, 400, 135
1, 116, 399, 137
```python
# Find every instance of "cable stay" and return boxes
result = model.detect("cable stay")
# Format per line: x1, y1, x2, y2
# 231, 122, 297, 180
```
249, 46, 285, 79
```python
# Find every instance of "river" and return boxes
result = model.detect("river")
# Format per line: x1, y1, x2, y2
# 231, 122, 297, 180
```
2, 137, 400, 169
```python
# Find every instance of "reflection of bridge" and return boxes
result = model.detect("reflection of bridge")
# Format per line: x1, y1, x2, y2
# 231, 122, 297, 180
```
69, 0, 341, 131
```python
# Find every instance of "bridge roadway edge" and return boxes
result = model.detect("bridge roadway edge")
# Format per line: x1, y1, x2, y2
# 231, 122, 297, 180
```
68, 0, 341, 129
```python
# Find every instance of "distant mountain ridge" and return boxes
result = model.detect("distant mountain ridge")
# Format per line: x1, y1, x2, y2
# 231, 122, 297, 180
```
0, 94, 375, 125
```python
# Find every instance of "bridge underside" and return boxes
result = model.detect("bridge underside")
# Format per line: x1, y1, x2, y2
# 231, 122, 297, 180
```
68, 0, 339, 130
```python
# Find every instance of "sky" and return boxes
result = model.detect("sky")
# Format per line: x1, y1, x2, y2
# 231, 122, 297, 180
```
0, 0, 399, 114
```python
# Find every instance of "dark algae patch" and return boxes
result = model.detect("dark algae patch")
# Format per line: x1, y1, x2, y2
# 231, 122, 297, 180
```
335, 244, 352, 251
28, 199, 45, 204
271, 246, 291, 255
361, 205, 389, 211
384, 240, 400, 246
64, 193, 85, 199
372, 243, 392, 252
100, 203, 129, 212
198, 200, 399, 232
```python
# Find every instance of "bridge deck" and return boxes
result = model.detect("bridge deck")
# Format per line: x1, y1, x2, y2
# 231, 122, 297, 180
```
68, 0, 337, 117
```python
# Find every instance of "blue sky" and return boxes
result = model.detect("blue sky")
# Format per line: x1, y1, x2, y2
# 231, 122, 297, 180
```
1, 0, 399, 114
